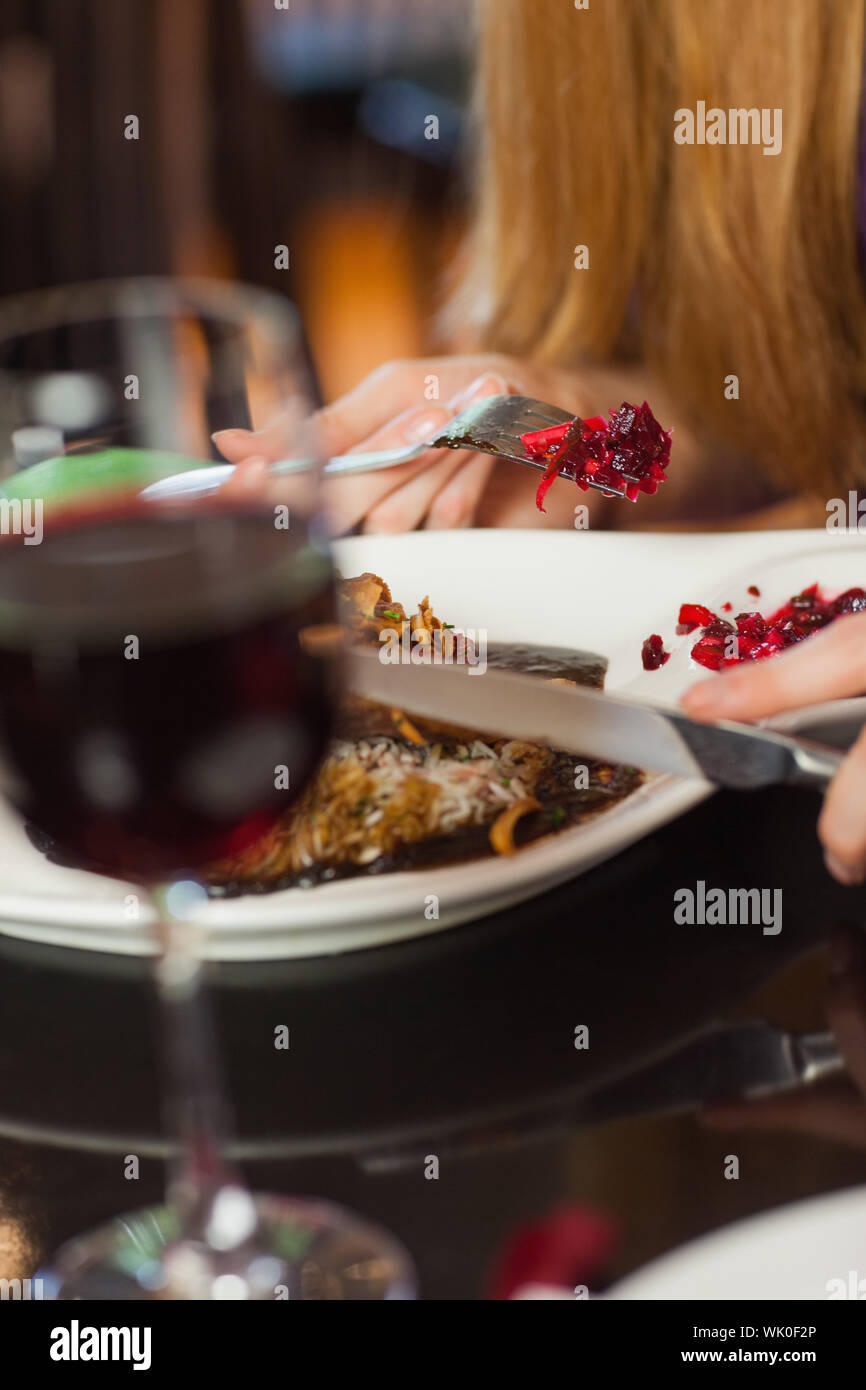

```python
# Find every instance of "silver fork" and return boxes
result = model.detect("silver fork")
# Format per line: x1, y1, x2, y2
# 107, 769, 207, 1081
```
143, 395, 625, 501
306, 393, 576, 480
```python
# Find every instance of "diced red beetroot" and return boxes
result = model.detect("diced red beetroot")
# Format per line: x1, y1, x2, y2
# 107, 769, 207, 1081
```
831, 587, 866, 615
690, 637, 727, 671
735, 612, 768, 643
786, 584, 820, 608
521, 423, 570, 457
678, 603, 713, 629
703, 617, 734, 638
641, 634, 669, 670
523, 401, 671, 511
748, 635, 785, 660
644, 580, 865, 673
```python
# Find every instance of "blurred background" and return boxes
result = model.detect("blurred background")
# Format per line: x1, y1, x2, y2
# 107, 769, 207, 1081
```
0, 0, 471, 402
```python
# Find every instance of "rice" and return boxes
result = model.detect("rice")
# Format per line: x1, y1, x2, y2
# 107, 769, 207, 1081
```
343, 737, 529, 833
208, 734, 550, 883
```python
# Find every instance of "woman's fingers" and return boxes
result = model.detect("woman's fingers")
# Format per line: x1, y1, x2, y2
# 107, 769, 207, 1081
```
316, 361, 444, 458
328, 371, 508, 533
213, 359, 515, 466
316, 358, 513, 458
681, 614, 866, 886
213, 420, 290, 465
818, 725, 866, 884
217, 454, 272, 496
324, 405, 452, 534
212, 392, 310, 464
425, 451, 498, 529
219, 453, 325, 518
681, 612, 866, 722
219, 406, 452, 533
214, 361, 428, 464
361, 449, 473, 534
214, 363, 513, 533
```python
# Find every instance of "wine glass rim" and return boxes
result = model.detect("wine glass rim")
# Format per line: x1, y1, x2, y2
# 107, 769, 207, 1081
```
0, 276, 303, 364
0, 497, 330, 642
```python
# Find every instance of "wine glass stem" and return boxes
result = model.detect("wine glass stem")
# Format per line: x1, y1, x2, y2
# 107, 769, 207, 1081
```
151, 885, 240, 1240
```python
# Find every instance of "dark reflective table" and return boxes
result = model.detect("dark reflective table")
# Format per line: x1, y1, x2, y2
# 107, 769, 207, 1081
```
0, 784, 862, 1295
0, 784, 859, 1152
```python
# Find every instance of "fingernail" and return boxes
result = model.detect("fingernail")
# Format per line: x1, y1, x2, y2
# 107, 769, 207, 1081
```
828, 926, 854, 975
212, 428, 251, 443
403, 411, 446, 444
230, 454, 270, 488
447, 373, 509, 411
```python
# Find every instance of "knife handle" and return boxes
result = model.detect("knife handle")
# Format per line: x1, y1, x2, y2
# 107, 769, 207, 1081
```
796, 1030, 845, 1085
787, 740, 846, 790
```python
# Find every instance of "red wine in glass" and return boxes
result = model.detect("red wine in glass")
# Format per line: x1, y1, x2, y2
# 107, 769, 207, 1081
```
0, 501, 334, 880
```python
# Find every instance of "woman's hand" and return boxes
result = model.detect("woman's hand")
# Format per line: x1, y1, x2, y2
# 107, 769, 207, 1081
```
214, 354, 593, 535
681, 613, 866, 884
702, 924, 866, 1150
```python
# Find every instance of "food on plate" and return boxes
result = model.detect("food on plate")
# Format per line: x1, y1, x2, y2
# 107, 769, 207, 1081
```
206, 574, 644, 894
676, 603, 714, 634
521, 401, 672, 512
642, 584, 866, 673
641, 634, 670, 671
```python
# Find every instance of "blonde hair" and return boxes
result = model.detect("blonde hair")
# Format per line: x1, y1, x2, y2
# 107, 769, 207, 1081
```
452, 0, 866, 492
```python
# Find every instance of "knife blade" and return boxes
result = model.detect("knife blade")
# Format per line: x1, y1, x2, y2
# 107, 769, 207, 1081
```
346, 648, 846, 791
360, 1024, 844, 1173
572, 1022, 844, 1124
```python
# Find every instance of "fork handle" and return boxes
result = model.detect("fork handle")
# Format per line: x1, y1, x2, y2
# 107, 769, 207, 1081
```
272, 442, 430, 479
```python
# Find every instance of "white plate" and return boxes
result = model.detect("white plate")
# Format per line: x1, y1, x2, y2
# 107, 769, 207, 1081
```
607, 1183, 866, 1300
0, 527, 861, 959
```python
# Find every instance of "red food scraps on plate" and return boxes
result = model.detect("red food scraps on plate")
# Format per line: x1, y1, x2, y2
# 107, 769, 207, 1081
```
641, 585, 866, 672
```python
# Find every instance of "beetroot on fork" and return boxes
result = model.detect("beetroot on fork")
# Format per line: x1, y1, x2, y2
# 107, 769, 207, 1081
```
521, 401, 672, 512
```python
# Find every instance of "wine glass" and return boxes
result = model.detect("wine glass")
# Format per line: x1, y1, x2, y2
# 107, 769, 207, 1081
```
0, 279, 416, 1299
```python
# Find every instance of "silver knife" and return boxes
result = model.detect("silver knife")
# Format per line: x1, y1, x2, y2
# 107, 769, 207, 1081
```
347, 648, 847, 791
572, 1022, 844, 1123
361, 1024, 844, 1172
